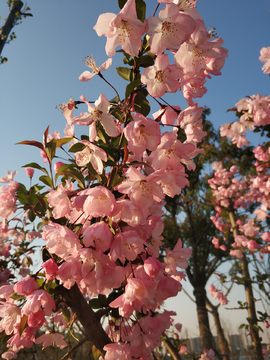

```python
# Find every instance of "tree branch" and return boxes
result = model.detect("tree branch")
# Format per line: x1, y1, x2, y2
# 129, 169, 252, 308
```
56, 283, 111, 356
0, 1, 23, 56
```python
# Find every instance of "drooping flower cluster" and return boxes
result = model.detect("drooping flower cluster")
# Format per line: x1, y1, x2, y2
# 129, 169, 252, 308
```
208, 284, 228, 305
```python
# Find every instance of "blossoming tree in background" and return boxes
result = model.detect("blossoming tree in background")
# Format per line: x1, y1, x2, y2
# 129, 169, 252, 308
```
207, 47, 270, 360
0, 0, 232, 359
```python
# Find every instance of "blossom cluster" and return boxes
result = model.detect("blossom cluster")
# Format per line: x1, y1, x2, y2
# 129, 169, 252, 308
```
208, 160, 270, 259
208, 284, 228, 305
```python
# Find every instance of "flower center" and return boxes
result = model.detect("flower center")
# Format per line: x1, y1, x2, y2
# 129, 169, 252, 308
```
118, 20, 132, 44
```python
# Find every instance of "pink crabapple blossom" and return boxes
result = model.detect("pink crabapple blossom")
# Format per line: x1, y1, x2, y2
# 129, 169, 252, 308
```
259, 47, 270, 74
74, 140, 107, 174
145, 4, 195, 55
79, 55, 112, 81
141, 54, 182, 98
93, 0, 145, 57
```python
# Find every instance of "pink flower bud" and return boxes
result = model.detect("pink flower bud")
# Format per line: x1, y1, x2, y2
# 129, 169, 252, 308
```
144, 257, 163, 278
25, 167, 34, 178
265, 322, 269, 329
41, 259, 58, 281
54, 161, 66, 174
175, 323, 182, 332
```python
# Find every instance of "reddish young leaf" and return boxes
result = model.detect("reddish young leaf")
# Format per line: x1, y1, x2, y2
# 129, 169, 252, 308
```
15, 140, 44, 151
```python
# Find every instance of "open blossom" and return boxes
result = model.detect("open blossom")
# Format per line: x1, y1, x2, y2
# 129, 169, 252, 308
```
0, 303, 21, 335
124, 113, 161, 158
152, 105, 180, 126
83, 221, 113, 252
103, 343, 139, 360
165, 238, 192, 274
141, 54, 182, 98
259, 47, 270, 74
22, 289, 55, 316
13, 276, 38, 296
0, 182, 18, 219
72, 94, 120, 141
46, 181, 73, 219
79, 186, 117, 218
93, 0, 145, 56
36, 331, 67, 349
79, 55, 112, 81
145, 3, 195, 55
43, 222, 82, 258
148, 131, 195, 171
199, 349, 216, 360
0, 171, 17, 183
174, 18, 228, 77
117, 167, 164, 209
74, 140, 107, 174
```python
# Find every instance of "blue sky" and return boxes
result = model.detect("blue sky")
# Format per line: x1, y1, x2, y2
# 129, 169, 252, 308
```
1, 0, 270, 342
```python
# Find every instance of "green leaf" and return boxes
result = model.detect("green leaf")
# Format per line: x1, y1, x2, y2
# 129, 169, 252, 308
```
69, 142, 85, 153
89, 298, 103, 309
125, 78, 141, 99
45, 139, 56, 162
81, 135, 89, 141
97, 127, 107, 143
55, 137, 73, 148
116, 66, 132, 81
239, 324, 245, 329
98, 294, 107, 307
28, 194, 38, 205
92, 345, 100, 360
55, 164, 72, 182
98, 144, 120, 162
118, 0, 127, 9
252, 324, 261, 332
139, 54, 155, 68
22, 162, 49, 176
135, 0, 146, 22
28, 209, 36, 222
134, 91, 150, 116
86, 163, 102, 182
9, 292, 25, 301
62, 308, 71, 323
64, 170, 85, 188
17, 191, 28, 204
39, 175, 53, 187
17, 183, 27, 192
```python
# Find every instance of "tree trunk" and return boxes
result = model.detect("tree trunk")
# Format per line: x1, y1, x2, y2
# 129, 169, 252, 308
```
206, 299, 230, 360
163, 336, 182, 360
193, 286, 214, 351
57, 283, 111, 356
228, 211, 263, 360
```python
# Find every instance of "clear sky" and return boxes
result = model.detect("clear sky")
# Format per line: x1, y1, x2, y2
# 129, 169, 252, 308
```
1, 0, 270, 344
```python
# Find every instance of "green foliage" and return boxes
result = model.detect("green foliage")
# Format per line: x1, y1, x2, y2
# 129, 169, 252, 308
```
116, 66, 132, 81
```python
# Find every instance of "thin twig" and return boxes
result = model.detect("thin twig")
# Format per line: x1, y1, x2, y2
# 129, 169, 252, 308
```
59, 337, 88, 360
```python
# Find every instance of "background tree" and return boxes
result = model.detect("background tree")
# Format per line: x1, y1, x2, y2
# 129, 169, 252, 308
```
162, 110, 231, 359
0, 0, 32, 64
